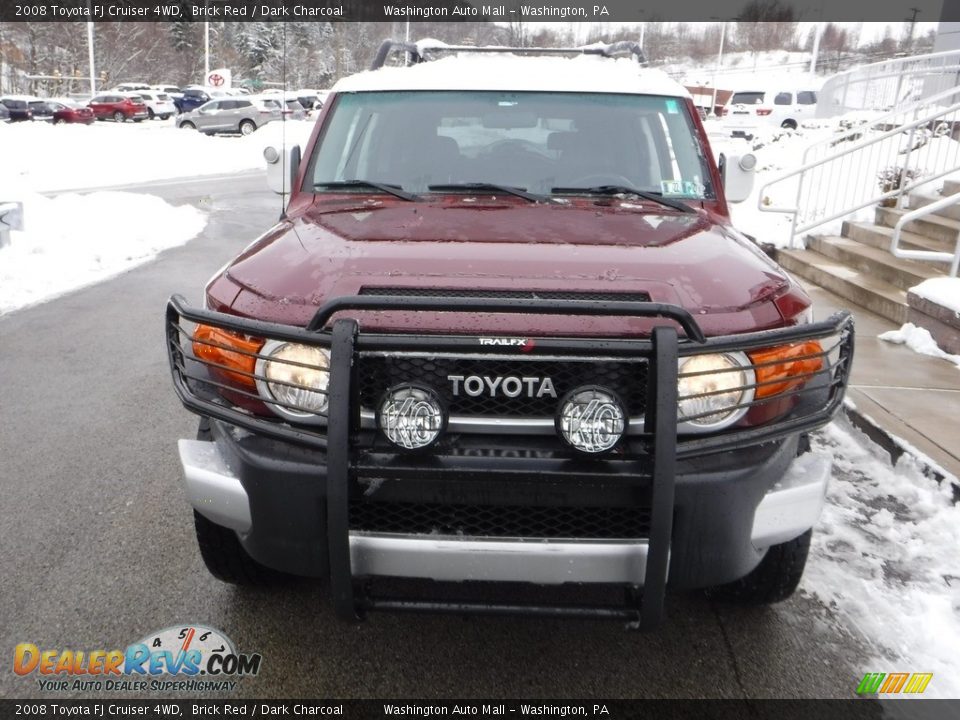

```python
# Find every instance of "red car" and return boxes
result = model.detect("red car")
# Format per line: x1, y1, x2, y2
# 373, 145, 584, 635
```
88, 92, 148, 122
47, 99, 95, 125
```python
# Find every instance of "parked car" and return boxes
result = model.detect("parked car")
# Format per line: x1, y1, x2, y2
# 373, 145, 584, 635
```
165, 41, 854, 627
291, 89, 328, 110
112, 83, 151, 92
175, 97, 281, 135
88, 93, 149, 122
722, 87, 819, 137
136, 90, 177, 120
0, 103, 9, 123
46, 99, 95, 124
27, 99, 54, 122
283, 98, 307, 120
1, 96, 38, 122
175, 87, 212, 114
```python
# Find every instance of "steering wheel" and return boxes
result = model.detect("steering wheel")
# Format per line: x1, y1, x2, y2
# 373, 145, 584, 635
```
566, 173, 637, 188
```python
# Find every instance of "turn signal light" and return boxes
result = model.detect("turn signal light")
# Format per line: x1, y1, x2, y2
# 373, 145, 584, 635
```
192, 324, 265, 391
748, 341, 823, 399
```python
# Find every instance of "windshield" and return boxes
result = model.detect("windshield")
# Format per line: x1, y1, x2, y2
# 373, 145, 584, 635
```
307, 91, 715, 200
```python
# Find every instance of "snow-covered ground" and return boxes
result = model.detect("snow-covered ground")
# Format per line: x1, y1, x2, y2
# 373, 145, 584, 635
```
0, 118, 312, 314
808, 418, 960, 698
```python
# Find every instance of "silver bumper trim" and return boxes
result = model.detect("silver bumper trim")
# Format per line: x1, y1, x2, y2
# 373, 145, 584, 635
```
349, 533, 650, 585
178, 439, 251, 533
750, 452, 831, 547
177, 437, 831, 577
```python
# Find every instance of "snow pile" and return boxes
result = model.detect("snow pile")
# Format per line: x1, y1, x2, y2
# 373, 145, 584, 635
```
910, 277, 960, 315
0, 119, 314, 193
878, 323, 960, 368
807, 420, 960, 698
0, 191, 206, 314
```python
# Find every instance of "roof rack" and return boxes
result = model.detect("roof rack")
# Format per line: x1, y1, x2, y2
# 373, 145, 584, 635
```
370, 40, 646, 71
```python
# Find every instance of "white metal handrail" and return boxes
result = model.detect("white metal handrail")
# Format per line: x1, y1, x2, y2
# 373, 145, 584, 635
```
817, 49, 960, 118
0, 201, 24, 249
758, 90, 960, 249
890, 191, 960, 277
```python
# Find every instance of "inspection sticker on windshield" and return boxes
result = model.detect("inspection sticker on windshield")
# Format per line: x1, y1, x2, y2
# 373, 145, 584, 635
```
660, 180, 684, 196
665, 99, 679, 114
661, 180, 705, 197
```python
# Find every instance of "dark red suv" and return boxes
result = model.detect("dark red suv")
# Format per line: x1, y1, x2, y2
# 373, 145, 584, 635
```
165, 42, 854, 628
88, 92, 148, 122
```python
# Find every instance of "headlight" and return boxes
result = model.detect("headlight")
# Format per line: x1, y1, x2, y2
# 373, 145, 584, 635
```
255, 340, 330, 421
677, 353, 754, 432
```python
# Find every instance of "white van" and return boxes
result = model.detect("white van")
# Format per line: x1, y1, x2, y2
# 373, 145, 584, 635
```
722, 87, 818, 138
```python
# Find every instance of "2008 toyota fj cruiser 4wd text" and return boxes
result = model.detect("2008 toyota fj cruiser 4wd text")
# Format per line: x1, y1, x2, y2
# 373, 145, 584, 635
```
166, 41, 854, 628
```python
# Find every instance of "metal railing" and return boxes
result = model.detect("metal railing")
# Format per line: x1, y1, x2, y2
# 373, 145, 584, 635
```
0, 201, 24, 249
817, 49, 960, 118
890, 190, 960, 277
758, 84, 960, 250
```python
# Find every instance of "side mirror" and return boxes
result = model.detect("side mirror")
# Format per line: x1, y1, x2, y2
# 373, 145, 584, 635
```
720, 153, 756, 204
264, 144, 302, 196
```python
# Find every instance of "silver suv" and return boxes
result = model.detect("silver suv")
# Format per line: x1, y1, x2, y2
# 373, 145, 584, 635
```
176, 97, 281, 135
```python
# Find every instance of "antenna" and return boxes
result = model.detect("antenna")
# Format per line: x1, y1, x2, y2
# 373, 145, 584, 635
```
280, 22, 287, 220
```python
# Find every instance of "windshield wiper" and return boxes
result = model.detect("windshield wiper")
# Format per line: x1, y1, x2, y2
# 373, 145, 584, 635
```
551, 185, 696, 213
314, 180, 418, 201
428, 183, 552, 204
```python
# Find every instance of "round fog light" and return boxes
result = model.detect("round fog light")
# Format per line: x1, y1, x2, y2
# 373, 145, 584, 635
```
557, 387, 626, 454
378, 384, 446, 451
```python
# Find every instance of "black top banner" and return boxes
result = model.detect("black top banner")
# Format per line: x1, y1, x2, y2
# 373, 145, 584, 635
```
2, 0, 959, 22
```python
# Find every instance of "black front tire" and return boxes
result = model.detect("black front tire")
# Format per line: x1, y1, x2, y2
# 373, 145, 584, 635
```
192, 419, 283, 586
707, 530, 812, 605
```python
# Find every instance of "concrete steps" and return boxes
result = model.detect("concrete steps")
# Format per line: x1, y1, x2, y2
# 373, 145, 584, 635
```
776, 183, 958, 325
777, 249, 909, 324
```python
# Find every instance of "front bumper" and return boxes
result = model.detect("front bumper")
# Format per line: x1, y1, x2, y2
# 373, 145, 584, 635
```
179, 419, 831, 587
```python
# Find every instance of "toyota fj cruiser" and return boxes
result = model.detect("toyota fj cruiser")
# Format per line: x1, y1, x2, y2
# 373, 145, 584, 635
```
166, 41, 854, 627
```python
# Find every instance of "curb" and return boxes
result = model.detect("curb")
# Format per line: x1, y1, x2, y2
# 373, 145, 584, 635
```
841, 404, 960, 504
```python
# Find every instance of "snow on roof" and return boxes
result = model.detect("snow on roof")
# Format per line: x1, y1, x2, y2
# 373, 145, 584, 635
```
333, 54, 690, 98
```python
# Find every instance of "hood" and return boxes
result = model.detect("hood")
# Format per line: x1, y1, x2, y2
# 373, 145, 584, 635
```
220, 198, 793, 338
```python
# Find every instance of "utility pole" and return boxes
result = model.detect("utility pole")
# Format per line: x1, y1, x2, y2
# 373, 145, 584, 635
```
809, 22, 822, 74
204, 21, 210, 81
905, 8, 920, 51
86, 20, 96, 95
639, 22, 645, 49
711, 21, 726, 117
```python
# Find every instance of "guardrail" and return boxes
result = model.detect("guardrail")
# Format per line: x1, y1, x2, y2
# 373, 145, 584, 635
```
890, 190, 960, 277
817, 49, 960, 118
0, 201, 24, 249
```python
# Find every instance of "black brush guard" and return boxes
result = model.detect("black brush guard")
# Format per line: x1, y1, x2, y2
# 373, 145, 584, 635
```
166, 294, 855, 627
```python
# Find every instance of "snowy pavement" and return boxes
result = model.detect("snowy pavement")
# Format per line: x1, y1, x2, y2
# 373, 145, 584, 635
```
808, 419, 960, 698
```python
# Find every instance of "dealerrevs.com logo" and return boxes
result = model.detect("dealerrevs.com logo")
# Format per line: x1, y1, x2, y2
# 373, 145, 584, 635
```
13, 624, 262, 693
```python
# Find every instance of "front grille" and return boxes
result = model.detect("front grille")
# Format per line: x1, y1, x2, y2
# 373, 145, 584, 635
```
359, 287, 651, 302
349, 500, 651, 539
358, 356, 647, 417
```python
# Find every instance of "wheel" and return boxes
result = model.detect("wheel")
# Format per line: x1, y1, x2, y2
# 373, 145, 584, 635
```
179, 121, 196, 130
160, 114, 171, 120
192, 419, 283, 585
239, 119, 256, 136
147, 108, 155, 119
54, 118, 64, 125
781, 119, 798, 130
113, 111, 125, 123
707, 529, 812, 604
133, 118, 143, 123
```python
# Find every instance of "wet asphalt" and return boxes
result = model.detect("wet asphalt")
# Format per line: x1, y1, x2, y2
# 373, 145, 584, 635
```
0, 172, 871, 700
